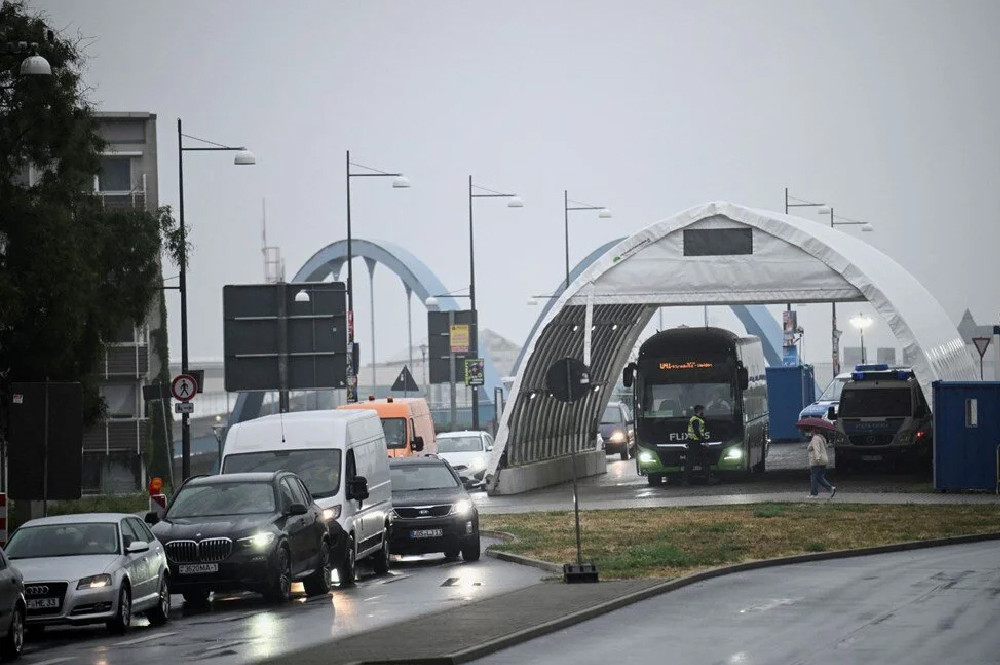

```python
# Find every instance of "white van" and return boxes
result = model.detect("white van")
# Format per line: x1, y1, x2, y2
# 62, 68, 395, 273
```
221, 409, 392, 586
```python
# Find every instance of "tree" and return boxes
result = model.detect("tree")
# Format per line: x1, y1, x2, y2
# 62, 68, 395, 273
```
0, 2, 184, 470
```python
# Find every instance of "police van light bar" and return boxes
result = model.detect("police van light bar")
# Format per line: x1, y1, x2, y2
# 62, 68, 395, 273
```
854, 364, 889, 372
895, 370, 914, 380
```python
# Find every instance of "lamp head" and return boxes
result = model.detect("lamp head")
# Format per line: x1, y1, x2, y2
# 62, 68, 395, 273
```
233, 149, 256, 166
849, 314, 873, 330
598, 208, 612, 218
817, 207, 832, 215
424, 296, 439, 310
506, 196, 524, 208
294, 289, 311, 303
20, 53, 51, 76
861, 223, 874, 232
526, 298, 538, 306
391, 175, 411, 188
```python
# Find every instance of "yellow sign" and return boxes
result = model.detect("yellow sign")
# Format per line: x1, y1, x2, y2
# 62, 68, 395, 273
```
450, 324, 470, 354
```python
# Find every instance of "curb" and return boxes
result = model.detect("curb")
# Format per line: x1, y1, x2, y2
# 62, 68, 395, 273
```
481, 529, 563, 574
360, 529, 1000, 665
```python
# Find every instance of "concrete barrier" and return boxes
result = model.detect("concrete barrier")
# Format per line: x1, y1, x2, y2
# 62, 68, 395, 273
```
490, 450, 607, 495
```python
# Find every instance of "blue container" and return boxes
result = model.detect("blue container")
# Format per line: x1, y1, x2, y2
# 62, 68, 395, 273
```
933, 381, 1000, 491
766, 365, 817, 442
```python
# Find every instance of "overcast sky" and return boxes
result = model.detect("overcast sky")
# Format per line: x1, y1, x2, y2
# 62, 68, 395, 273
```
33, 0, 1000, 375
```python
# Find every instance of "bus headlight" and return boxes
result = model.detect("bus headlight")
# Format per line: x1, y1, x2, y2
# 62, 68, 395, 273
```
723, 447, 743, 460
638, 451, 656, 464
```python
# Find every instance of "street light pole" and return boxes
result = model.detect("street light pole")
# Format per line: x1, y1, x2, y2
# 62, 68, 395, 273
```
176, 118, 255, 480
469, 179, 522, 430
345, 153, 409, 402
564, 191, 612, 290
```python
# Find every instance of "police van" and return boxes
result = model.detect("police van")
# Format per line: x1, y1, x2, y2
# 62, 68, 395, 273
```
830, 364, 932, 472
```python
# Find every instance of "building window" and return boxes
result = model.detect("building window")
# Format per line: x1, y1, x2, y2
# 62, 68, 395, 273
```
111, 321, 137, 344
101, 382, 139, 418
99, 157, 131, 192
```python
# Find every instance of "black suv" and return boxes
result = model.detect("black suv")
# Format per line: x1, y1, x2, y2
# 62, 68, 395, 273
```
388, 458, 480, 561
147, 472, 331, 605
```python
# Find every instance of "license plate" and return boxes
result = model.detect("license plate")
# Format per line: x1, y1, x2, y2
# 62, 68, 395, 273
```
862, 455, 883, 461
26, 598, 59, 610
410, 529, 443, 538
179, 563, 219, 574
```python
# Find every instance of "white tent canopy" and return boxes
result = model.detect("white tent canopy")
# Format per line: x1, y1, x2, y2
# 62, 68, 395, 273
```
488, 202, 975, 484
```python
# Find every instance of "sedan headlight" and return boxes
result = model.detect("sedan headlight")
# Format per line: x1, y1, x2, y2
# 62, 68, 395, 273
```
638, 451, 656, 464
609, 432, 626, 444
237, 531, 277, 550
77, 574, 112, 590
452, 499, 473, 516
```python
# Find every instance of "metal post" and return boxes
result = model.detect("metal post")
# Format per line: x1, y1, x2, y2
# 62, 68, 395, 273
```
565, 359, 582, 565
345, 149, 356, 403
159, 398, 174, 488
829, 208, 839, 377
406, 286, 413, 386
860, 327, 866, 364
564, 190, 570, 291
42, 380, 49, 517
367, 259, 377, 396
449, 311, 457, 430
277, 282, 290, 412
177, 118, 191, 480
469, 176, 480, 431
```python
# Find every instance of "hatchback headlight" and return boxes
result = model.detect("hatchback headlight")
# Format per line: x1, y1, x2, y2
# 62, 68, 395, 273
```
77, 574, 112, 590
237, 531, 277, 550
452, 499, 473, 516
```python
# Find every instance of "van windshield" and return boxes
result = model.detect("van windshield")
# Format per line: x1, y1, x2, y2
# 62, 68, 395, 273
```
222, 449, 342, 498
381, 418, 406, 449
818, 377, 848, 402
839, 388, 912, 418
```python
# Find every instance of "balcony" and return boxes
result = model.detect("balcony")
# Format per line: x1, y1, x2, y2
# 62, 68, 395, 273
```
95, 172, 148, 212
83, 418, 150, 454
102, 345, 149, 378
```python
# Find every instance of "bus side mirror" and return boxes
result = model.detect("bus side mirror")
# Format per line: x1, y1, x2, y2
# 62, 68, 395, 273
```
827, 406, 837, 420
622, 363, 636, 388
737, 366, 749, 391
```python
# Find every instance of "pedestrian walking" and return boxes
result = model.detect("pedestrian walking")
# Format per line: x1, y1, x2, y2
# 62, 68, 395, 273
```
806, 427, 836, 498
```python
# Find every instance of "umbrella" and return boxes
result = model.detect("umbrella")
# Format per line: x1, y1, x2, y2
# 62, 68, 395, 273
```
795, 417, 836, 433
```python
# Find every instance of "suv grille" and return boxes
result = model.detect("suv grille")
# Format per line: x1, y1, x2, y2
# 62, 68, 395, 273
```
165, 537, 233, 563
848, 434, 895, 447
394, 505, 452, 519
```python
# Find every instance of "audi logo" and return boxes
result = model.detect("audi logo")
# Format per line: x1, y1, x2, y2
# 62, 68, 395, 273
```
25, 585, 49, 596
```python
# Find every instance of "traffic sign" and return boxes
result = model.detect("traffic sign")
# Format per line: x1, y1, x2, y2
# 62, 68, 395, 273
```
171, 374, 198, 402
391, 366, 419, 393
972, 337, 991, 358
174, 401, 194, 414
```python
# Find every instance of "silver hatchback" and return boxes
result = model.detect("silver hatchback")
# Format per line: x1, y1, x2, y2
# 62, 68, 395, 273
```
4, 513, 169, 634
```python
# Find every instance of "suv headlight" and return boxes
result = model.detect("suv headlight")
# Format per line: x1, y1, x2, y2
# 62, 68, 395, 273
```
451, 499, 473, 516
609, 432, 626, 444
237, 531, 277, 550
896, 431, 912, 444
77, 574, 112, 590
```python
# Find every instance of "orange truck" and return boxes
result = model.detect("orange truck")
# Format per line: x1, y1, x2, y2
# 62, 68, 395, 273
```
339, 396, 438, 458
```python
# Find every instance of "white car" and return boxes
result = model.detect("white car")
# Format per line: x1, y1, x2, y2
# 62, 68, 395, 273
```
436, 431, 494, 489
5, 513, 169, 634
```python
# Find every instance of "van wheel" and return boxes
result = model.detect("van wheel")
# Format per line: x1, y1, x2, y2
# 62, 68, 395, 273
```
619, 447, 630, 461
371, 533, 390, 575
337, 533, 357, 587
304, 541, 332, 596
461, 536, 481, 562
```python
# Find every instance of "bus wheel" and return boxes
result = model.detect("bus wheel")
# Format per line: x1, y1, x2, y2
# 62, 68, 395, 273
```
646, 474, 662, 486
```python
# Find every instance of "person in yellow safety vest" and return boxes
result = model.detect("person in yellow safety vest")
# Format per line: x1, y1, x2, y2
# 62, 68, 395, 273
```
684, 404, 713, 485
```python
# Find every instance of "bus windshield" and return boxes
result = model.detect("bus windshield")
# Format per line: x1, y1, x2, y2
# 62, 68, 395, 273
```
640, 383, 735, 419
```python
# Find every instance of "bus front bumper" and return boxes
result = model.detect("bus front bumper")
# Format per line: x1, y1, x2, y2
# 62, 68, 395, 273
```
636, 443, 746, 475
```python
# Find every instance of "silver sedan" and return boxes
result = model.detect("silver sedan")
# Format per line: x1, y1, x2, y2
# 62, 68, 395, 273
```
4, 513, 169, 634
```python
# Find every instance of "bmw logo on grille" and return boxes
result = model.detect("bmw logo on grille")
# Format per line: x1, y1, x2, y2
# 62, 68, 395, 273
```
25, 585, 49, 596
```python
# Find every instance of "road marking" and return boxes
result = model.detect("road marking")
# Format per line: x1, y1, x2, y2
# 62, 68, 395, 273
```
113, 631, 177, 646
31, 658, 75, 665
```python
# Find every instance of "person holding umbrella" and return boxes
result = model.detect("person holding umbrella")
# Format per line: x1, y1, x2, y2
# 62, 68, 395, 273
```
798, 418, 836, 498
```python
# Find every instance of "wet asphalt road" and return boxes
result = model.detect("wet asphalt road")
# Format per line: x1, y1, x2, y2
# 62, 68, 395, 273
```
18, 539, 543, 665
475, 541, 1000, 665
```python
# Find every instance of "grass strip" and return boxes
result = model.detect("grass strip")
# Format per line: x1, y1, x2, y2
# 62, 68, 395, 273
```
482, 503, 1000, 580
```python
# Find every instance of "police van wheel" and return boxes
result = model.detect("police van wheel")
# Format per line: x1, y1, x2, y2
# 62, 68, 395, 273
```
646, 474, 662, 486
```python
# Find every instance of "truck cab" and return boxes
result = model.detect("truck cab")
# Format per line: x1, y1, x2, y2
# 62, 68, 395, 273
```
829, 364, 932, 473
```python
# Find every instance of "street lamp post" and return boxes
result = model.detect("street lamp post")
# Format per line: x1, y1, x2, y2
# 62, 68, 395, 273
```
345, 151, 409, 402
177, 118, 255, 480
468, 178, 522, 430
819, 207, 874, 375
849, 313, 874, 364
0, 39, 53, 79
564, 191, 611, 290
